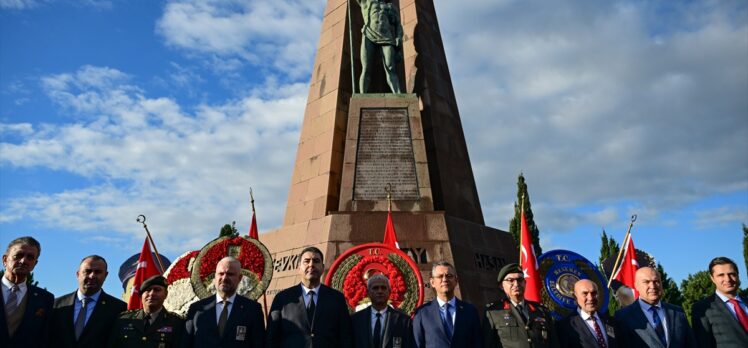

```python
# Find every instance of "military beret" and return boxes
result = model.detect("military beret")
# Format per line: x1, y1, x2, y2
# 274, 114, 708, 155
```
497, 263, 522, 282
140, 275, 168, 293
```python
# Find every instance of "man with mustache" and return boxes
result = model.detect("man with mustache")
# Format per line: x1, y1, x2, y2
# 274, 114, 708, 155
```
1, 236, 54, 348
556, 279, 617, 348
183, 257, 265, 348
266, 246, 352, 347
50, 255, 127, 348
614, 266, 696, 348
107, 275, 184, 348
692, 256, 748, 347
482, 263, 558, 348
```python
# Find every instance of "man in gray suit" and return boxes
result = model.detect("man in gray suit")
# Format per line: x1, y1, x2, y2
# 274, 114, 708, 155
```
614, 266, 696, 348
352, 274, 413, 348
692, 256, 748, 347
266, 246, 352, 348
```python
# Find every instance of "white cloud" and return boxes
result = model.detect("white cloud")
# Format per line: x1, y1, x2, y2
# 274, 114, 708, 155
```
436, 1, 748, 233
156, 0, 324, 77
0, 0, 38, 9
1, 65, 306, 252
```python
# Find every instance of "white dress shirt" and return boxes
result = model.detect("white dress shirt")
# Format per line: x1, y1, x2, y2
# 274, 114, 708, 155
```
578, 308, 609, 346
215, 293, 237, 320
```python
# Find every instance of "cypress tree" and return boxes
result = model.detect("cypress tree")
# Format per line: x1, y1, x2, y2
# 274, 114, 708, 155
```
658, 263, 683, 307
508, 173, 542, 256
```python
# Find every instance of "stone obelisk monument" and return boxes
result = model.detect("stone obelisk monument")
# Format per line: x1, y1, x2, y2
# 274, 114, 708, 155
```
261, 0, 516, 310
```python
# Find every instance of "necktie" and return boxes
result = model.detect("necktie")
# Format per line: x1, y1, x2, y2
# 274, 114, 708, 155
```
373, 312, 382, 348
728, 298, 748, 333
442, 303, 454, 340
4, 285, 19, 316
649, 306, 667, 346
75, 297, 91, 340
516, 303, 528, 323
588, 315, 608, 348
218, 300, 230, 337
307, 290, 316, 321
143, 313, 152, 332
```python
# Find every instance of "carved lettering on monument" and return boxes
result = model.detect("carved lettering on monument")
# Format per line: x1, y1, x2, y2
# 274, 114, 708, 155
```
474, 253, 507, 271
354, 108, 420, 200
273, 254, 299, 273
401, 247, 428, 264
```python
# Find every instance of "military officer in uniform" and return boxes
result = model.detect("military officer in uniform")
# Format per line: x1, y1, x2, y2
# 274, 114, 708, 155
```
107, 275, 183, 348
483, 263, 559, 348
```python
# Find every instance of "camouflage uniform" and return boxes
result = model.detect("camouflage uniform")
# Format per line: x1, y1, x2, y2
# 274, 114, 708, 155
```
482, 299, 560, 348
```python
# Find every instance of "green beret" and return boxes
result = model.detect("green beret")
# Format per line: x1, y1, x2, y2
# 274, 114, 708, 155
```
497, 263, 522, 282
140, 275, 168, 293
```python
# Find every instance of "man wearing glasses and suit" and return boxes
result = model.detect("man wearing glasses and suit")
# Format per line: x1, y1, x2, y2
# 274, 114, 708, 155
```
413, 261, 481, 348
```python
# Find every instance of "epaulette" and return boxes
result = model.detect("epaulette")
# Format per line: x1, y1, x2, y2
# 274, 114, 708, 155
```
119, 309, 140, 318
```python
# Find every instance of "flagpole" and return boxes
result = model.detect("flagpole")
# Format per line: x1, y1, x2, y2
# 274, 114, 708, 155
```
347, 0, 356, 93
607, 214, 637, 289
250, 188, 270, 320
519, 194, 525, 264
136, 215, 166, 273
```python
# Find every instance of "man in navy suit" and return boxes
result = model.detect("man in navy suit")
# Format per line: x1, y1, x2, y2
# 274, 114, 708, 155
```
413, 261, 481, 348
615, 266, 696, 348
50, 255, 127, 348
1, 236, 54, 348
352, 274, 414, 348
557, 279, 616, 348
692, 256, 748, 348
182, 256, 265, 348
266, 246, 352, 348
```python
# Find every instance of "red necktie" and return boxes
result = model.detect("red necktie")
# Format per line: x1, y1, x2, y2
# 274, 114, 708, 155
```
728, 299, 748, 333
588, 316, 608, 348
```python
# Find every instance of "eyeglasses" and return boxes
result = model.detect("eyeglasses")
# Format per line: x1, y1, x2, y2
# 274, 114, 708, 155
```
503, 277, 525, 284
432, 274, 456, 280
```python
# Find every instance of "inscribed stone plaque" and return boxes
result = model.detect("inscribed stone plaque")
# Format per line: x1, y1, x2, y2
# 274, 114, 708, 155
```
354, 108, 420, 200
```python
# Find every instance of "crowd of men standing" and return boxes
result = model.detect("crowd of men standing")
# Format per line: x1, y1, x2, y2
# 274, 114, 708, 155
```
2, 235, 747, 347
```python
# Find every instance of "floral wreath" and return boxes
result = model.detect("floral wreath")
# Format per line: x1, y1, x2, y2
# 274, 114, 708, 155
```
190, 236, 273, 300
163, 250, 200, 317
327, 243, 423, 315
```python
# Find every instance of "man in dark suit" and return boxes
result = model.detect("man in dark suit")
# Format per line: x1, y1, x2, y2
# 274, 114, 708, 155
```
352, 274, 414, 348
108, 275, 184, 347
182, 256, 265, 348
557, 279, 616, 348
615, 266, 696, 348
413, 261, 481, 348
483, 263, 558, 348
50, 254, 127, 348
1, 236, 54, 348
266, 246, 352, 348
692, 256, 748, 347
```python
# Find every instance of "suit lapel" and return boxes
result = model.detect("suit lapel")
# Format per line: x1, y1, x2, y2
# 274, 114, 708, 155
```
429, 300, 450, 343
82, 291, 110, 339
633, 304, 665, 348
663, 303, 676, 346
381, 307, 392, 348
571, 314, 598, 346
713, 294, 747, 334
295, 285, 311, 330
224, 296, 246, 339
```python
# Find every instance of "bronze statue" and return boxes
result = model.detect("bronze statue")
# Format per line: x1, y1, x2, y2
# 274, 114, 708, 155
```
357, 0, 403, 94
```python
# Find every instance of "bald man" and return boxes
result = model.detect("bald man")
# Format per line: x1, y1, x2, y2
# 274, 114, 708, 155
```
556, 279, 617, 348
614, 267, 696, 348
182, 257, 265, 348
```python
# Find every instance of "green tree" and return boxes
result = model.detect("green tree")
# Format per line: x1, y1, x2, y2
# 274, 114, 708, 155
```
508, 173, 542, 256
219, 223, 239, 238
680, 270, 714, 324
658, 263, 683, 306
598, 230, 621, 314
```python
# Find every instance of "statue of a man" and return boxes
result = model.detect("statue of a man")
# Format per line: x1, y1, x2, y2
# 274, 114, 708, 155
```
357, 0, 403, 94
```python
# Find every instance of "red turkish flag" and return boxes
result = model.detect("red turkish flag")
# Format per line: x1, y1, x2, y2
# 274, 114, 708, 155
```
248, 212, 259, 239
383, 211, 400, 249
127, 238, 162, 310
613, 233, 639, 298
520, 206, 542, 302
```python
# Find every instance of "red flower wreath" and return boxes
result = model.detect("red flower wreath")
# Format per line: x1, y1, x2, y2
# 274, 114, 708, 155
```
342, 255, 407, 310
197, 237, 265, 280
166, 251, 199, 284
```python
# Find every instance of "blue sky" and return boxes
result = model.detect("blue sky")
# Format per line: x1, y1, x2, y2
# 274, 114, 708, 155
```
1, 0, 746, 299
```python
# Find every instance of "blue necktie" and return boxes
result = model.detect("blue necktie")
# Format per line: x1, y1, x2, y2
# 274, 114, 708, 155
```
442, 303, 454, 340
650, 306, 667, 346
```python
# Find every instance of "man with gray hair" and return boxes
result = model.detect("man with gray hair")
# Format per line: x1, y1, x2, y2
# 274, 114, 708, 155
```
352, 274, 414, 348
183, 257, 265, 348
1, 236, 54, 348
